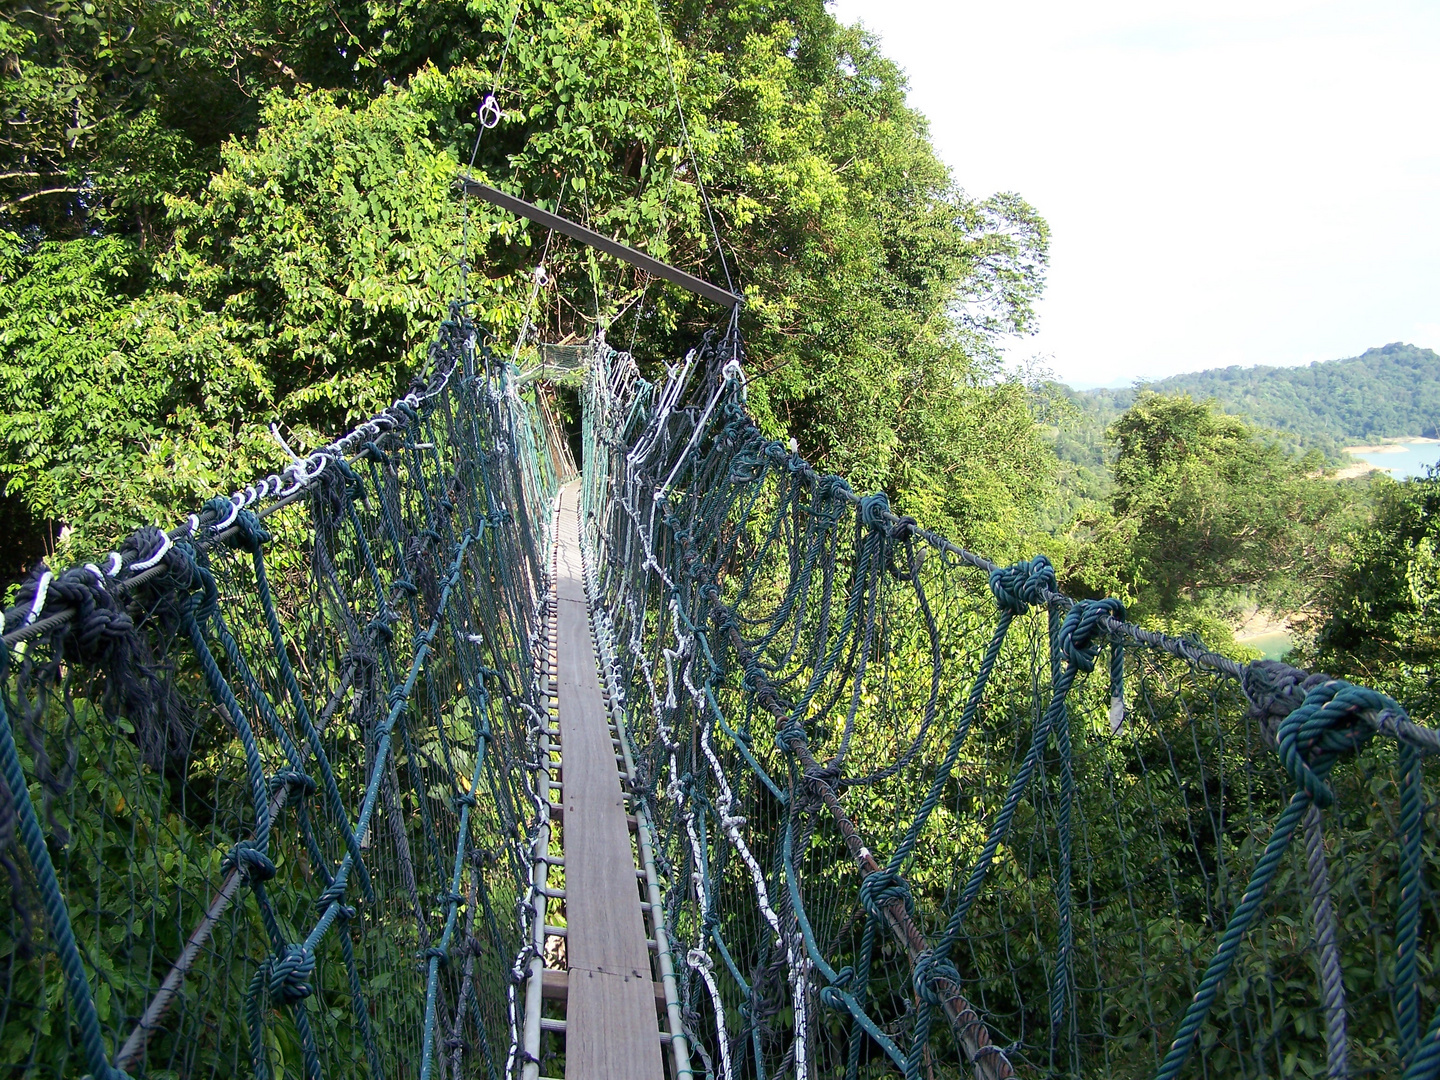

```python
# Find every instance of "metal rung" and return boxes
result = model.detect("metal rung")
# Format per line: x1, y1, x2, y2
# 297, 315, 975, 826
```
544, 924, 567, 938
539, 1017, 566, 1034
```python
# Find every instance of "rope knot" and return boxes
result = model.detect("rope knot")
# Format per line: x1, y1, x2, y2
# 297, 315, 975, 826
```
1058, 597, 1125, 672
226, 510, 270, 553
774, 719, 807, 754
912, 949, 962, 1006
686, 948, 715, 973
727, 450, 765, 482
269, 944, 316, 1004
118, 524, 177, 576
268, 770, 317, 797
335, 458, 366, 499
368, 613, 395, 645
222, 842, 276, 885
804, 760, 842, 791
1243, 659, 1331, 729
988, 555, 1056, 614
858, 868, 913, 920
858, 492, 892, 531
1276, 679, 1397, 808
315, 878, 349, 914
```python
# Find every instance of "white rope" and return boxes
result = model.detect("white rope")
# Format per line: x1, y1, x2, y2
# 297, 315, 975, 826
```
23, 572, 51, 625
128, 532, 173, 572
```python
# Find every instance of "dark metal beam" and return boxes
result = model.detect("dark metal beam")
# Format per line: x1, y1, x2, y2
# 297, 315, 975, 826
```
459, 178, 742, 309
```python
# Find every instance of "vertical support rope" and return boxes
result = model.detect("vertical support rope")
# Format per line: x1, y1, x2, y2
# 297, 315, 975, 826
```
1302, 803, 1349, 1080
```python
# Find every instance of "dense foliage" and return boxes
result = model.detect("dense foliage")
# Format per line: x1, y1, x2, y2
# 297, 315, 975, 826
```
3, 3, 1439, 1076
0, 0, 1052, 581
1305, 467, 1440, 722
1063, 393, 1367, 622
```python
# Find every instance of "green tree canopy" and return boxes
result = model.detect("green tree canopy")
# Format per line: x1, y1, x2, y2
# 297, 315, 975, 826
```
1307, 469, 1440, 721
1069, 392, 1360, 617
1, 0, 1053, 575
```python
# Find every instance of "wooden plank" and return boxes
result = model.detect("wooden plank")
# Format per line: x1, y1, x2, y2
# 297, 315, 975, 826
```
553, 483, 665, 1080
540, 967, 668, 1006
568, 968, 667, 1075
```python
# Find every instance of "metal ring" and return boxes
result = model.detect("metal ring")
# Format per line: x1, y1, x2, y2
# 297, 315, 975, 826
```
478, 94, 502, 129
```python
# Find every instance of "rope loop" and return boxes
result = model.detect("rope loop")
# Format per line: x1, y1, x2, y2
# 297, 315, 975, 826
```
858, 492, 892, 532
119, 524, 176, 575
224, 510, 271, 554
222, 842, 277, 885
858, 867, 914, 921
988, 555, 1056, 615
1058, 597, 1125, 673
200, 495, 241, 533
774, 718, 807, 754
268, 769, 317, 796
1276, 680, 1396, 808
912, 949, 962, 1006
477, 93, 502, 129
269, 943, 316, 1004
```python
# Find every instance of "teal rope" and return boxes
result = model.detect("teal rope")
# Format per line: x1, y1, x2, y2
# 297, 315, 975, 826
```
0, 662, 130, 1080
226, 506, 376, 903
1153, 680, 1398, 1080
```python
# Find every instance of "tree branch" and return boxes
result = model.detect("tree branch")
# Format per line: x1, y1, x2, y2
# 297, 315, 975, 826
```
1, 185, 84, 209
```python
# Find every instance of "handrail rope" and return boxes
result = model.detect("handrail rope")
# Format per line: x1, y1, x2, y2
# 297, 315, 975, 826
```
584, 335, 1440, 1080
1, 323, 473, 647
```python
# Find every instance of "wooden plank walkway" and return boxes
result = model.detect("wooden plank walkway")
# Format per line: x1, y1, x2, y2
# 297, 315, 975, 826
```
554, 482, 664, 1080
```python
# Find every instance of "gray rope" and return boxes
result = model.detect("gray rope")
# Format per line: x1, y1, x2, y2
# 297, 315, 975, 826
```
1303, 802, 1349, 1080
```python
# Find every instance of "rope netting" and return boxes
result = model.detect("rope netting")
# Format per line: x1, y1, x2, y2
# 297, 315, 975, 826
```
2, 305, 1439, 1080
580, 334, 1440, 1080
0, 307, 575, 1080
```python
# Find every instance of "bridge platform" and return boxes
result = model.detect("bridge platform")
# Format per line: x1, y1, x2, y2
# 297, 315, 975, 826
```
543, 482, 666, 1079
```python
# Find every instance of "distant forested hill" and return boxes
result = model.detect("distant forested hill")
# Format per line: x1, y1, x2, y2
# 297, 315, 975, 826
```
1054, 342, 1440, 468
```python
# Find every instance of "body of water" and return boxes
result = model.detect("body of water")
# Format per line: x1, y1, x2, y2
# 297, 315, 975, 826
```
1349, 440, 1440, 479
1239, 630, 1292, 660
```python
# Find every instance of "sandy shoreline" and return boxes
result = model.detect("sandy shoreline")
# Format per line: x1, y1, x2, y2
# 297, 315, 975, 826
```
1344, 436, 1440, 455
1234, 608, 1290, 641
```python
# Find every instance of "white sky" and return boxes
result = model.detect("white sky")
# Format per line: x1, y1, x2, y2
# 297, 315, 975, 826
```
829, 0, 1440, 386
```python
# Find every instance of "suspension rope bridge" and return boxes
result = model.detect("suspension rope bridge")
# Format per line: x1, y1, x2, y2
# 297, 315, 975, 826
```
2, 299, 1438, 1080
